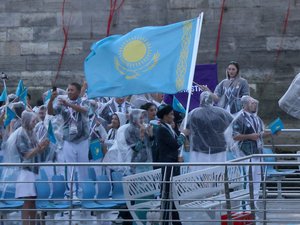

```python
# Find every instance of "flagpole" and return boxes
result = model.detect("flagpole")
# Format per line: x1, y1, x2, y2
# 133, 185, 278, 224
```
179, 12, 204, 157
183, 12, 203, 128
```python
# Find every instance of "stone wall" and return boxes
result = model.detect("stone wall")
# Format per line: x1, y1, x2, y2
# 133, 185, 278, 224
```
1, 0, 300, 125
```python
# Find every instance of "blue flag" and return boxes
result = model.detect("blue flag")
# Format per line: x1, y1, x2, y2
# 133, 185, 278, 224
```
15, 80, 27, 105
268, 118, 284, 134
19, 87, 27, 105
16, 80, 25, 97
44, 90, 52, 103
4, 107, 16, 127
47, 121, 57, 144
85, 16, 201, 98
172, 96, 186, 114
0, 88, 7, 102
89, 139, 103, 160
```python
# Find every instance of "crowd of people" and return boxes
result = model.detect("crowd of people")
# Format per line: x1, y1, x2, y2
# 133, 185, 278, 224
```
0, 61, 274, 224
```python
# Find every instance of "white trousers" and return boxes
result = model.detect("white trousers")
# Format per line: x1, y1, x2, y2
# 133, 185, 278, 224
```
189, 151, 226, 172
242, 156, 262, 201
63, 139, 89, 196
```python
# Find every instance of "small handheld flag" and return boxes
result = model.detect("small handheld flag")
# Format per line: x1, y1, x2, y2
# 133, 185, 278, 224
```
4, 107, 16, 127
89, 139, 103, 160
0, 88, 7, 102
16, 80, 25, 96
47, 121, 57, 144
268, 117, 284, 134
172, 96, 186, 114
15, 80, 27, 105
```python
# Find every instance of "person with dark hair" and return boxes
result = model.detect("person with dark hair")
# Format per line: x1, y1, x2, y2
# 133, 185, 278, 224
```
140, 102, 157, 121
156, 104, 188, 225
35, 98, 44, 107
47, 82, 89, 200
100, 97, 133, 130
9, 102, 26, 135
140, 102, 160, 163
104, 112, 127, 150
200, 61, 250, 115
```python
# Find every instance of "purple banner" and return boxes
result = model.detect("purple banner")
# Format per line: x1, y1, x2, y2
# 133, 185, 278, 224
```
164, 64, 218, 111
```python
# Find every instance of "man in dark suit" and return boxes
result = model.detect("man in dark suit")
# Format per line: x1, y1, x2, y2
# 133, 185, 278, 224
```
156, 104, 188, 225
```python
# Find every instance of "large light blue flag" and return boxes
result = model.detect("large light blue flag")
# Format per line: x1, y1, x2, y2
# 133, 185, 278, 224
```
0, 88, 7, 102
84, 16, 201, 98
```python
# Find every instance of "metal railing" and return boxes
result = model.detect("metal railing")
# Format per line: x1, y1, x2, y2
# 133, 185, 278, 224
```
0, 156, 300, 225
1, 128, 300, 225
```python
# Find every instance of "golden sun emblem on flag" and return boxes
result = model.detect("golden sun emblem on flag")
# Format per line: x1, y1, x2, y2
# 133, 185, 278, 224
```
114, 37, 160, 79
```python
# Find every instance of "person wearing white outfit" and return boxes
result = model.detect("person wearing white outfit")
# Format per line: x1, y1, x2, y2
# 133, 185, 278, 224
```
6, 111, 49, 225
48, 82, 89, 199
228, 95, 272, 203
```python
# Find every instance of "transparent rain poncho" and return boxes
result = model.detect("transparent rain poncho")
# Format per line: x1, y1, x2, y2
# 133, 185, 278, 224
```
188, 91, 233, 154
34, 114, 62, 163
279, 72, 300, 119
214, 72, 250, 114
0, 111, 50, 196
224, 96, 264, 158
103, 109, 152, 174
104, 112, 127, 150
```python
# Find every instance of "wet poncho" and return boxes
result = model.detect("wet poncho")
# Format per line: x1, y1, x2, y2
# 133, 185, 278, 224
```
53, 96, 89, 143
125, 109, 152, 173
105, 112, 127, 150
214, 74, 249, 114
188, 91, 233, 154
278, 72, 300, 119
103, 109, 152, 174
5, 111, 41, 174
225, 96, 264, 157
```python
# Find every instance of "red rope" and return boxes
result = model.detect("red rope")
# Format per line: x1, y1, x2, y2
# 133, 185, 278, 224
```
214, 0, 226, 63
53, 0, 72, 86
106, 0, 125, 37
276, 0, 291, 63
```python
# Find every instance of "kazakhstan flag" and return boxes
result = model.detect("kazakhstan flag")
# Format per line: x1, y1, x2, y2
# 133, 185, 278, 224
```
85, 16, 201, 98
4, 107, 16, 127
89, 139, 103, 161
